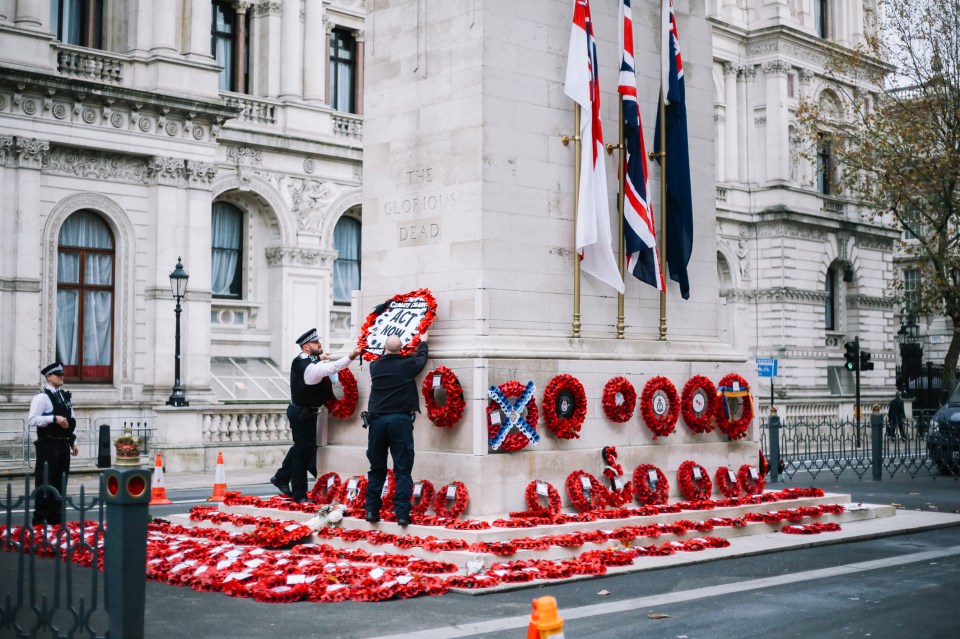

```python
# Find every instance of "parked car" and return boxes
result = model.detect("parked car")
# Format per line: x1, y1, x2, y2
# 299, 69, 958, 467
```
926, 381, 960, 475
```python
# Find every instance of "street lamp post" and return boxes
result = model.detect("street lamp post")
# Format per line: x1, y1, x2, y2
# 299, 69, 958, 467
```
897, 315, 922, 397
166, 257, 190, 407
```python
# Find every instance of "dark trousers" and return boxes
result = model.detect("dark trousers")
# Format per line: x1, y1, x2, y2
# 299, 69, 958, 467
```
887, 418, 906, 439
33, 439, 71, 526
364, 414, 415, 519
275, 405, 318, 500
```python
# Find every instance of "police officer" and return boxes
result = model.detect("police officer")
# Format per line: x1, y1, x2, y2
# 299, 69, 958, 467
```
28, 362, 78, 526
364, 333, 429, 527
271, 328, 361, 503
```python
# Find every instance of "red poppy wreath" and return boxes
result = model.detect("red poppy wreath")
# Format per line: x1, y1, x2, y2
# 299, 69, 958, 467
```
308, 471, 342, 505
640, 376, 680, 439
602, 376, 636, 423
337, 475, 368, 510
565, 470, 607, 513
357, 288, 437, 362
433, 481, 469, 519
486, 380, 539, 453
422, 366, 466, 428
681, 375, 718, 434
632, 464, 669, 505
524, 480, 563, 518
714, 466, 742, 498
715, 373, 754, 440
677, 460, 713, 501
325, 368, 358, 419
411, 479, 436, 516
542, 374, 587, 439
738, 464, 766, 495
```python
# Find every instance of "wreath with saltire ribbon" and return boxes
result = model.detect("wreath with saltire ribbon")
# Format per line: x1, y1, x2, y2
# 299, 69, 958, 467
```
632, 464, 669, 505
542, 374, 587, 439
337, 475, 367, 510
565, 470, 607, 513
677, 460, 713, 501
487, 380, 540, 452
524, 480, 563, 518
681, 375, 718, 434
357, 288, 437, 362
601, 376, 636, 422
714, 466, 742, 498
411, 479, 435, 516
432, 481, 469, 519
715, 373, 754, 440
640, 376, 680, 439
738, 464, 766, 495
421, 366, 466, 428
325, 368, 359, 419
308, 471, 341, 505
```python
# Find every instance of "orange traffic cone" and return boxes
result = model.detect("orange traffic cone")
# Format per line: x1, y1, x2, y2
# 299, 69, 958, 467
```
149, 452, 172, 505
527, 596, 564, 639
207, 451, 227, 502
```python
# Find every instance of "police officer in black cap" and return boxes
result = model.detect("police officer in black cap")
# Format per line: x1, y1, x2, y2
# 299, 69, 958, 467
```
271, 328, 362, 503
28, 362, 78, 526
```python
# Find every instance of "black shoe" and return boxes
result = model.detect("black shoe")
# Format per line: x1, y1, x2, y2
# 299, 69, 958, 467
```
365, 511, 380, 523
270, 475, 294, 499
293, 496, 311, 504
397, 518, 411, 528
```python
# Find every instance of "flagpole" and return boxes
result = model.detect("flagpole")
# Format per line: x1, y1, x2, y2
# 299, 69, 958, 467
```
613, 97, 627, 339
656, 82, 668, 341
563, 107, 582, 338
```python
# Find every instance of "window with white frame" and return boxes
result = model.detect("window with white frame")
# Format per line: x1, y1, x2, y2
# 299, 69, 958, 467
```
211, 202, 243, 298
333, 216, 361, 303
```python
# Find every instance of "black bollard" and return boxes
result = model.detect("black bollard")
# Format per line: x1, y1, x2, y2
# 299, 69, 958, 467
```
768, 410, 781, 484
870, 406, 884, 481
96, 424, 112, 468
102, 468, 152, 638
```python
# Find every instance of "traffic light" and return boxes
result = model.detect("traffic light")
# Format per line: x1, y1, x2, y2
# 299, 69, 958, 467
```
844, 340, 859, 371
859, 350, 874, 371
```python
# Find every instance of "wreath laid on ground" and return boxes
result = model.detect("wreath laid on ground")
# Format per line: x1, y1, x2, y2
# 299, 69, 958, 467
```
565, 470, 607, 513
309, 472, 342, 505
433, 481, 469, 519
325, 368, 359, 419
738, 464, 765, 495
677, 460, 713, 501
487, 380, 539, 452
524, 480, 563, 518
640, 376, 680, 439
421, 367, 466, 429
337, 475, 367, 509
681, 375, 718, 434
542, 374, 587, 439
714, 466, 742, 498
357, 288, 437, 362
601, 376, 636, 422
632, 464, 669, 505
715, 373, 754, 440
411, 479, 436, 516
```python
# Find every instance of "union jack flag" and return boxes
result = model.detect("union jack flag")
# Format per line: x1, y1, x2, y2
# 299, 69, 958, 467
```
564, 0, 625, 294
618, 0, 664, 291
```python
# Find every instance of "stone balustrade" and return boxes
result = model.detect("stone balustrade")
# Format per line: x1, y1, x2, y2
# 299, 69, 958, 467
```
56, 46, 125, 84
332, 113, 363, 140
202, 407, 289, 444
222, 94, 279, 126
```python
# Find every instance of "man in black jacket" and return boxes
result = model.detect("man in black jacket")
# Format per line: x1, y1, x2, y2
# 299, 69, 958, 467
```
272, 328, 361, 503
364, 333, 429, 526
887, 391, 907, 440
28, 362, 78, 526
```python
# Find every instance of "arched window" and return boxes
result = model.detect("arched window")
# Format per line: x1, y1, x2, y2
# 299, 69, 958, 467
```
57, 210, 114, 382
329, 29, 357, 113
333, 216, 361, 303
211, 202, 243, 298
825, 266, 837, 331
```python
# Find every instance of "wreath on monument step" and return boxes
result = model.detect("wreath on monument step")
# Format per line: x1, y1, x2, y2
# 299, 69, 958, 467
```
714, 466, 742, 498
411, 479, 436, 516
524, 480, 563, 518
681, 375, 719, 434
738, 464, 766, 495
715, 373, 754, 440
309, 472, 342, 505
486, 380, 539, 452
677, 460, 713, 501
378, 470, 397, 519
337, 475, 367, 510
601, 376, 636, 423
433, 481, 469, 519
542, 374, 587, 439
421, 366, 466, 429
565, 470, 608, 513
640, 376, 680, 439
601, 446, 633, 507
632, 464, 669, 505
325, 368, 359, 419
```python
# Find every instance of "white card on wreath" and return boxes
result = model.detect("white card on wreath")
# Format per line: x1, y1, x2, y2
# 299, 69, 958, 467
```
432, 375, 442, 388
728, 469, 737, 483
647, 469, 658, 485
613, 477, 624, 490
327, 476, 335, 488
446, 484, 457, 499
413, 483, 422, 497
750, 467, 759, 480
580, 476, 591, 490
536, 481, 548, 496
693, 466, 702, 480
490, 411, 501, 426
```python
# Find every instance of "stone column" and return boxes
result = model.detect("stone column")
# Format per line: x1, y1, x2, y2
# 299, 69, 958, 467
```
15, 0, 48, 30
185, 0, 214, 60
739, 65, 754, 183
354, 29, 364, 115
278, 0, 303, 100
0, 0, 12, 23
323, 16, 333, 105
764, 60, 790, 182
252, 1, 281, 98
127, 0, 153, 54
150, 0, 178, 54
234, 1, 250, 94
722, 63, 740, 184
302, 0, 325, 104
